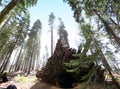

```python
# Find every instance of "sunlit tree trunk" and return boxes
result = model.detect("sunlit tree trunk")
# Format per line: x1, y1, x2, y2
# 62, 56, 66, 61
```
22, 59, 28, 73
48, 13, 55, 55
14, 45, 24, 71
19, 49, 26, 72
0, 43, 15, 73
8, 48, 19, 72
51, 24, 53, 55
27, 39, 36, 74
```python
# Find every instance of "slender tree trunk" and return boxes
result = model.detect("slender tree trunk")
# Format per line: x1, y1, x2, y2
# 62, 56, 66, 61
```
14, 45, 24, 71
31, 48, 36, 70
8, 49, 19, 72
19, 49, 26, 71
1, 53, 12, 73
22, 58, 28, 73
1, 42, 16, 73
0, 54, 8, 73
95, 10, 120, 47
88, 28, 120, 88
110, 17, 120, 30
51, 24, 53, 55
27, 40, 35, 75
0, 16, 11, 31
94, 38, 120, 89
0, 24, 24, 73
35, 38, 41, 69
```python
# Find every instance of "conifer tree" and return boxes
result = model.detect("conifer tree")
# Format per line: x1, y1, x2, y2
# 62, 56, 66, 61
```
58, 18, 69, 47
48, 12, 55, 55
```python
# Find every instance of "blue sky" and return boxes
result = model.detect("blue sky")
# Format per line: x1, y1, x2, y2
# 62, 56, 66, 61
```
28, 0, 80, 58
0, 0, 80, 62
29, 0, 77, 28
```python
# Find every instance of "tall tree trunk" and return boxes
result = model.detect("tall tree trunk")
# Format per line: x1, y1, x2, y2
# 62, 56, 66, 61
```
31, 48, 36, 70
14, 45, 24, 71
8, 48, 19, 72
51, 24, 53, 55
88, 28, 120, 88
0, 16, 11, 31
0, 54, 8, 73
94, 38, 120, 89
110, 17, 120, 30
27, 40, 35, 75
22, 58, 28, 73
0, 42, 16, 73
0, 25, 23, 73
95, 10, 120, 47
0, 0, 17, 25
19, 49, 26, 71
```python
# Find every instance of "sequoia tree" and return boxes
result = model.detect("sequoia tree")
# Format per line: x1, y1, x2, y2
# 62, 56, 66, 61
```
57, 18, 69, 47
48, 12, 55, 55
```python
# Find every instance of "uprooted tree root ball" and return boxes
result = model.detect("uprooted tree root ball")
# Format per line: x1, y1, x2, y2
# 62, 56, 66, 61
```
36, 39, 107, 88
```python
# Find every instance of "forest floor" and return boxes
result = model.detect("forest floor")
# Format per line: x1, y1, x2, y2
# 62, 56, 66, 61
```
0, 75, 36, 89
0, 72, 120, 89
0, 71, 60, 89
0, 77, 118, 89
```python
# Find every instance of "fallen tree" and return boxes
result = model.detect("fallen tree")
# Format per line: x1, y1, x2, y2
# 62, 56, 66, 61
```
37, 39, 105, 88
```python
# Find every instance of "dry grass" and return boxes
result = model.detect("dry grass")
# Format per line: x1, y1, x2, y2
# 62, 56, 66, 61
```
14, 75, 37, 83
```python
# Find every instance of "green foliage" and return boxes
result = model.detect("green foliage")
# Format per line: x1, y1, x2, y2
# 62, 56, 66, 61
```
64, 42, 99, 74
57, 18, 69, 47
64, 23, 100, 89
29, 19, 42, 38
64, 0, 120, 46
48, 12, 55, 27
22, 0, 38, 7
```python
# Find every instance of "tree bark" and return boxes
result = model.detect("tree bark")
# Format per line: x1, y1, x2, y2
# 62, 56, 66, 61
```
27, 40, 35, 74
14, 45, 23, 71
94, 38, 120, 89
51, 24, 53, 55
0, 0, 17, 25
88, 28, 120, 88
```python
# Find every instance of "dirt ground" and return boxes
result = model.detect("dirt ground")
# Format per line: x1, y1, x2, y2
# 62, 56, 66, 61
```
0, 75, 118, 89
0, 78, 35, 89
0, 80, 61, 89
0, 75, 60, 89
0, 79, 117, 89
0, 80, 34, 89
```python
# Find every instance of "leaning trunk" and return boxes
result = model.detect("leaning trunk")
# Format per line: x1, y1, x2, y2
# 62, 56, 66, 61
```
94, 38, 120, 89
0, 0, 17, 25
95, 10, 120, 47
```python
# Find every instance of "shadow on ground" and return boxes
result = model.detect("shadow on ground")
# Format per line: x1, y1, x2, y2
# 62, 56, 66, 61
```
30, 81, 60, 89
